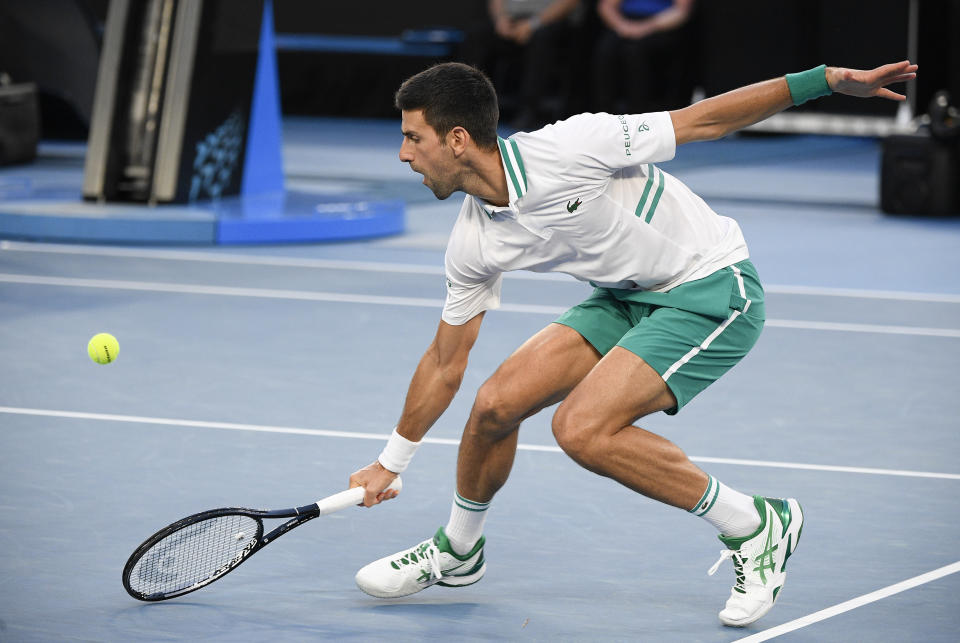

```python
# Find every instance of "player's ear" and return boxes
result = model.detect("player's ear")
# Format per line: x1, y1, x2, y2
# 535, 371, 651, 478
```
448, 126, 470, 156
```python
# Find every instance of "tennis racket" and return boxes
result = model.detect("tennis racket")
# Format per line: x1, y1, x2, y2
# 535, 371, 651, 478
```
122, 478, 402, 601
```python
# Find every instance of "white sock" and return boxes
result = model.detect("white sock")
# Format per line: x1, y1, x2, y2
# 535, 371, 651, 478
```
444, 492, 489, 555
689, 475, 761, 538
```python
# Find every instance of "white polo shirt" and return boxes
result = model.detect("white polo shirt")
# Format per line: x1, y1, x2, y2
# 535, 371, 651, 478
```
442, 111, 750, 325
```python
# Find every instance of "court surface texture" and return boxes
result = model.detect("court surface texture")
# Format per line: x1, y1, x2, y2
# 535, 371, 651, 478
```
1, 118, 959, 642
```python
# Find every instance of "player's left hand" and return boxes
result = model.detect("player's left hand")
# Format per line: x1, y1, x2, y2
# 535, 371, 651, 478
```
827, 60, 918, 101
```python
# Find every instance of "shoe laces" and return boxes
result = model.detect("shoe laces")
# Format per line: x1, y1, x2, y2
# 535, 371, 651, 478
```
423, 543, 442, 581
393, 540, 443, 582
708, 549, 746, 591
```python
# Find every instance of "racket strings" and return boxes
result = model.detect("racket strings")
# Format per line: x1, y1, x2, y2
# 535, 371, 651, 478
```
128, 514, 260, 597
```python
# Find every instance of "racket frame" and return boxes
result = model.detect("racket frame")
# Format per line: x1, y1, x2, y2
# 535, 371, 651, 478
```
122, 480, 400, 601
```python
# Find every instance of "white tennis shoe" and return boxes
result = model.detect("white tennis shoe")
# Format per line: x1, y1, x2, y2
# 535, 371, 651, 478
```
355, 527, 486, 598
708, 496, 804, 627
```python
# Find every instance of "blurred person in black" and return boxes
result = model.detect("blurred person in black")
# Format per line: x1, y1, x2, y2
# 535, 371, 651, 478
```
592, 0, 696, 113
461, 0, 582, 130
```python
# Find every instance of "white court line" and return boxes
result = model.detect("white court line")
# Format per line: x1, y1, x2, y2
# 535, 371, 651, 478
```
763, 284, 960, 304
1, 272, 959, 338
734, 561, 960, 642
3, 240, 960, 302
0, 272, 564, 316
2, 406, 958, 480
763, 318, 960, 338
689, 456, 960, 480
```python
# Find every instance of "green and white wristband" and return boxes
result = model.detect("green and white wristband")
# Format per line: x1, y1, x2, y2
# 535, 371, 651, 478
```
378, 428, 420, 473
785, 64, 832, 106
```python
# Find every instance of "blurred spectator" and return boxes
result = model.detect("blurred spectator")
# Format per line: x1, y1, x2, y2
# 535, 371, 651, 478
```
592, 0, 696, 113
461, 0, 582, 130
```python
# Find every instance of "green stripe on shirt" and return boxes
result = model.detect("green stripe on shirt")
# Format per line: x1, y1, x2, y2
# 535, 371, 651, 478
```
498, 138, 523, 197
508, 138, 527, 193
645, 168, 665, 223
634, 164, 656, 218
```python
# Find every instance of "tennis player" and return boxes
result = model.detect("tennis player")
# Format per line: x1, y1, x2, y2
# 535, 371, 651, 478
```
349, 60, 916, 626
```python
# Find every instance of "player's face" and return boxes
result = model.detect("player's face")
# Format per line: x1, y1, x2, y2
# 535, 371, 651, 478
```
399, 110, 460, 200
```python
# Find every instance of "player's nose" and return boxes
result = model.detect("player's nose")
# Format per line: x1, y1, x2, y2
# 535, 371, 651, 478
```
398, 140, 413, 163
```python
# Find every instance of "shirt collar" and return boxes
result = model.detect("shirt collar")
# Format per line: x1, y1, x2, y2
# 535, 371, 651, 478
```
478, 136, 529, 218
497, 135, 528, 202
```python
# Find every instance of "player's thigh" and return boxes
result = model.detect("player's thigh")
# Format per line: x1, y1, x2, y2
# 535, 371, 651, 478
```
555, 347, 677, 436
477, 322, 603, 423
555, 303, 763, 431
620, 304, 764, 416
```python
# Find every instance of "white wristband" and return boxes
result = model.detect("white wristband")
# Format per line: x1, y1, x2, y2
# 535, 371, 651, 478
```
377, 428, 420, 473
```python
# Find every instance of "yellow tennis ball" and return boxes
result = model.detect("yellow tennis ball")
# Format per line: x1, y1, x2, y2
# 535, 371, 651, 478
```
88, 333, 120, 364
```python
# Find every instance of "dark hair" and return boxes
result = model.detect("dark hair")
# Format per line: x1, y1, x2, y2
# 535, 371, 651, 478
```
395, 62, 499, 151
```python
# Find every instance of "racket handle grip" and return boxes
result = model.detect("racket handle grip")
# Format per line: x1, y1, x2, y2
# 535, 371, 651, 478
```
315, 477, 403, 515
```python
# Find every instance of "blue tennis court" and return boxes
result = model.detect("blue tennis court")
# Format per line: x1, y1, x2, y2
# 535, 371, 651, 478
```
2, 120, 960, 641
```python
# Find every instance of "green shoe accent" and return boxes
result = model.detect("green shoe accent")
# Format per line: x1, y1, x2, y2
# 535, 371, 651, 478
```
764, 497, 793, 537
435, 527, 487, 587
436, 565, 485, 588
752, 525, 778, 584
388, 526, 484, 571
433, 527, 485, 561
782, 500, 804, 568
731, 556, 746, 594
718, 496, 768, 550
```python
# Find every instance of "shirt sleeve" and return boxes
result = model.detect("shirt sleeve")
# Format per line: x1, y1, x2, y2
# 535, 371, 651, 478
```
441, 271, 503, 326
440, 200, 503, 326
549, 111, 676, 175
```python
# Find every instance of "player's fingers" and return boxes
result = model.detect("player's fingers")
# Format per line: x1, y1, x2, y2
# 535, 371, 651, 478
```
376, 488, 398, 503
362, 487, 381, 507
348, 478, 378, 507
874, 64, 916, 88
875, 87, 906, 101
348, 477, 365, 506
885, 72, 917, 85
875, 60, 914, 76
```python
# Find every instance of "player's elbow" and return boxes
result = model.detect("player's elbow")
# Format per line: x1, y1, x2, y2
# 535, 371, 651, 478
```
673, 115, 727, 144
687, 123, 727, 144
670, 104, 735, 145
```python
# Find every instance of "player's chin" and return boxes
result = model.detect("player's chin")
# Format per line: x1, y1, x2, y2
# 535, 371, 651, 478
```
419, 175, 452, 200
429, 184, 455, 200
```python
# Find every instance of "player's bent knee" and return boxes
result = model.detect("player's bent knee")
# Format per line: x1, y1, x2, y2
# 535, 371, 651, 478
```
551, 403, 601, 463
469, 381, 523, 435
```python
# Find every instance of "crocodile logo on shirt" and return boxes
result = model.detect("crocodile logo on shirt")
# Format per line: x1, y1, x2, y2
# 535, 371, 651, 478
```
566, 198, 583, 213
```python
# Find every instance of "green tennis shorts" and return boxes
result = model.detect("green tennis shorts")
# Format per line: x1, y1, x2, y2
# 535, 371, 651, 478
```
554, 260, 765, 414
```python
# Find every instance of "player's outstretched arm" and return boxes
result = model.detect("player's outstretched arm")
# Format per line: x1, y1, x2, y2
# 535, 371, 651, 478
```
670, 60, 917, 146
350, 313, 485, 506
